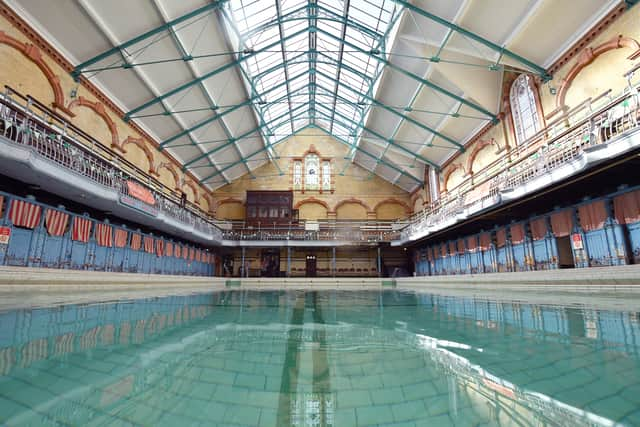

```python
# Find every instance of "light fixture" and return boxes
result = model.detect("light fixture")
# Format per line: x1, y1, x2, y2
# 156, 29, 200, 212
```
243, 47, 254, 55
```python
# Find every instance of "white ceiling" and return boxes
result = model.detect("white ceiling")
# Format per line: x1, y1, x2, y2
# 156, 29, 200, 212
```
7, 0, 620, 192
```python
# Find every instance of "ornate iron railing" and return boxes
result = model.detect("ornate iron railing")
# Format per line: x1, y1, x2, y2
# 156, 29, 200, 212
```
401, 83, 640, 241
0, 87, 224, 241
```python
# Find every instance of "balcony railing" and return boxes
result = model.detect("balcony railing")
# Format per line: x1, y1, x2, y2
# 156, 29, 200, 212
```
400, 82, 640, 241
221, 220, 401, 242
0, 87, 401, 244
0, 86, 224, 241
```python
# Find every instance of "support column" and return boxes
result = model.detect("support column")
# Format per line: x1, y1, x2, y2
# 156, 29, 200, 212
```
332, 247, 336, 277
287, 247, 291, 277
377, 246, 382, 278
241, 247, 246, 278
428, 166, 440, 202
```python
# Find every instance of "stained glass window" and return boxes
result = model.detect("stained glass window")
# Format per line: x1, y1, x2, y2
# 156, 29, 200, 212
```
322, 161, 331, 191
305, 154, 319, 190
510, 75, 541, 144
293, 161, 302, 190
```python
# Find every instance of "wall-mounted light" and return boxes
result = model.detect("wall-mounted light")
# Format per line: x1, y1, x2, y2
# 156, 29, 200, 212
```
70, 85, 79, 99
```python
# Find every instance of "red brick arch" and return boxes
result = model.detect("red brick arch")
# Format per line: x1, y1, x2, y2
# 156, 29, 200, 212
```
0, 31, 72, 116
121, 136, 156, 175
466, 138, 501, 175
556, 35, 640, 112
442, 163, 467, 192
200, 192, 214, 213
156, 162, 181, 191
294, 197, 330, 211
373, 198, 412, 215
68, 96, 120, 151
332, 198, 372, 215
182, 180, 200, 204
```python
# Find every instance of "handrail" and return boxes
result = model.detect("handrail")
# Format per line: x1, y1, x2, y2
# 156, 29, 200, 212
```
400, 83, 640, 240
2, 86, 212, 219
0, 87, 224, 240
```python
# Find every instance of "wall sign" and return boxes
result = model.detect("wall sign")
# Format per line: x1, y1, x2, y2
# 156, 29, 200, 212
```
571, 233, 583, 250
0, 227, 10, 244
119, 195, 159, 217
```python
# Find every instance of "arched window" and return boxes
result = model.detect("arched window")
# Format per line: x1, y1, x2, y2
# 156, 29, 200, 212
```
510, 74, 541, 144
293, 161, 302, 190
305, 154, 319, 190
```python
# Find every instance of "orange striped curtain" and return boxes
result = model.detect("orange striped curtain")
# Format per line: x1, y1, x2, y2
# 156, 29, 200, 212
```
614, 190, 640, 225
578, 200, 608, 232
479, 232, 492, 250
114, 229, 128, 248
550, 210, 573, 237
530, 217, 548, 241
130, 234, 142, 250
510, 223, 525, 245
448, 241, 457, 255
467, 235, 478, 251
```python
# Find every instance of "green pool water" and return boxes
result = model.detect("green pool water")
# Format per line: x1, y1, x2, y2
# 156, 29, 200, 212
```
0, 289, 638, 426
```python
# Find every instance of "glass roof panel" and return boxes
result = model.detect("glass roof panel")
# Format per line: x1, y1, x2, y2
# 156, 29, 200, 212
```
225, 0, 403, 155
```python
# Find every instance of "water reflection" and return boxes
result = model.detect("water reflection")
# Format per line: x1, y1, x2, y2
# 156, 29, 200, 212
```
0, 290, 638, 426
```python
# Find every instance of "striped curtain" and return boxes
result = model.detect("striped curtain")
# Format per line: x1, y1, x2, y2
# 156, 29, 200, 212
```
165, 242, 173, 257
440, 244, 447, 258
114, 229, 128, 248
457, 239, 465, 253
155, 239, 164, 257
190, 248, 195, 261
448, 241, 457, 255
550, 210, 573, 237
578, 200, 608, 232
130, 233, 142, 250
614, 190, 640, 225
479, 232, 492, 250
530, 218, 548, 241
144, 237, 154, 253
95, 223, 113, 247
174, 245, 181, 258
9, 200, 42, 229
183, 246, 188, 260
0, 196, 4, 215
72, 217, 92, 242
467, 235, 478, 251
44, 209, 69, 236
510, 223, 525, 244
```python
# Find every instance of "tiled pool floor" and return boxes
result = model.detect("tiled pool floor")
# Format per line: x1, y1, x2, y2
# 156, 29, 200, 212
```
0, 289, 638, 426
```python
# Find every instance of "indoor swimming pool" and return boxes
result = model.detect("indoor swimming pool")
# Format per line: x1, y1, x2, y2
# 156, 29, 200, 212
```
0, 289, 638, 426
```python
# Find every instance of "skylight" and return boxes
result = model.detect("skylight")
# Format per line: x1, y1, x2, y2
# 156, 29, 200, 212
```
222, 0, 403, 149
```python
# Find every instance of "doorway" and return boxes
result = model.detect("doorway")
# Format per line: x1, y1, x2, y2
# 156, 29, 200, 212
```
305, 254, 317, 277
556, 236, 575, 268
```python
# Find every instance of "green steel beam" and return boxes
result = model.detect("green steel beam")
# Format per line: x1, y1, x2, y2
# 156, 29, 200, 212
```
158, 69, 309, 149
72, 0, 230, 80
182, 101, 309, 168
124, 26, 310, 120
218, 7, 281, 172
312, 90, 440, 169
329, 0, 350, 135
155, 3, 249, 177
241, 4, 382, 44
309, 119, 422, 185
314, 68, 464, 150
274, 0, 296, 134
388, 0, 552, 81
200, 122, 313, 183
316, 26, 497, 123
